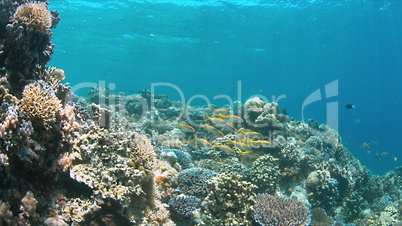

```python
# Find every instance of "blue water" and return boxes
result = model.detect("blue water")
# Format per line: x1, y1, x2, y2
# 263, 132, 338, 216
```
49, 0, 402, 175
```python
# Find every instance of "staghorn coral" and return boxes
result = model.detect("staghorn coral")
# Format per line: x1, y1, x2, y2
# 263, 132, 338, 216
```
168, 194, 200, 218
19, 81, 61, 130
254, 194, 311, 226
13, 1, 52, 33
201, 172, 257, 225
177, 167, 217, 197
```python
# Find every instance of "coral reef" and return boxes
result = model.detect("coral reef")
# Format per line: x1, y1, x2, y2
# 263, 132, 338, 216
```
248, 154, 280, 194
1, 0, 60, 95
19, 81, 61, 130
177, 167, 217, 197
201, 172, 257, 225
253, 194, 311, 226
168, 194, 200, 218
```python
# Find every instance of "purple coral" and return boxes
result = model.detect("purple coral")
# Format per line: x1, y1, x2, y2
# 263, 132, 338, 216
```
253, 194, 311, 226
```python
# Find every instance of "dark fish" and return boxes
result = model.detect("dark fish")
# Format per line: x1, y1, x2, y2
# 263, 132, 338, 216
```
345, 104, 355, 109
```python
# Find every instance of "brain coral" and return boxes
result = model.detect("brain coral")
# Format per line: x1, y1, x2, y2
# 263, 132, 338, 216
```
254, 194, 311, 226
13, 1, 52, 33
19, 82, 61, 130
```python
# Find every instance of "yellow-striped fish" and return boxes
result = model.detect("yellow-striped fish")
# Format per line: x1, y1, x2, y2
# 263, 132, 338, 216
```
212, 108, 230, 116
241, 130, 263, 139
216, 113, 244, 123
205, 114, 228, 127
199, 124, 224, 137
184, 138, 198, 149
238, 150, 259, 159
194, 135, 211, 148
178, 123, 195, 133
212, 142, 236, 156
248, 140, 272, 148
227, 139, 251, 152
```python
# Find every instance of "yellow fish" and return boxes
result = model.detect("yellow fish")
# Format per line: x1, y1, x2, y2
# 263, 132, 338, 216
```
381, 152, 388, 156
394, 157, 397, 162
184, 138, 198, 149
205, 114, 229, 127
248, 140, 272, 148
212, 108, 230, 116
241, 130, 263, 139
216, 113, 244, 123
178, 123, 195, 133
227, 139, 251, 152
212, 142, 236, 156
238, 150, 259, 159
193, 135, 211, 148
199, 124, 224, 137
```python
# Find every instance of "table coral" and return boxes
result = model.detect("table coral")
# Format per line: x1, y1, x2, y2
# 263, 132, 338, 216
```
201, 172, 257, 225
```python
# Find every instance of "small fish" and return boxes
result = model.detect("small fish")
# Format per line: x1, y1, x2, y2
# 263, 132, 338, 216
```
178, 123, 195, 133
381, 152, 388, 156
366, 150, 371, 155
308, 192, 314, 197
183, 138, 198, 149
248, 139, 272, 148
216, 113, 244, 123
212, 108, 230, 116
363, 142, 370, 149
199, 124, 224, 137
241, 130, 263, 139
292, 175, 297, 181
51, 68, 65, 81
238, 150, 259, 159
394, 157, 397, 162
345, 104, 355, 109
227, 139, 251, 152
379, 158, 382, 164
205, 114, 229, 127
376, 152, 379, 159
193, 135, 211, 148
212, 142, 236, 156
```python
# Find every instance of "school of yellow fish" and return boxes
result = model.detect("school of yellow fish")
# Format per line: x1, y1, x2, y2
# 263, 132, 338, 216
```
178, 108, 273, 159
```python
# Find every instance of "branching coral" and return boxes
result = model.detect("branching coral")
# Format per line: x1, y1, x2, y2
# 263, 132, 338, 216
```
254, 194, 311, 226
19, 81, 61, 130
13, 1, 52, 33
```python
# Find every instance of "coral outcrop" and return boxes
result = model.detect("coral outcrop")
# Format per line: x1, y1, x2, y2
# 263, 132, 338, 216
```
201, 172, 257, 225
253, 194, 311, 226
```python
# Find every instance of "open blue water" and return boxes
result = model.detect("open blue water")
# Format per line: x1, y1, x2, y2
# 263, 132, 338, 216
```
49, 0, 402, 175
